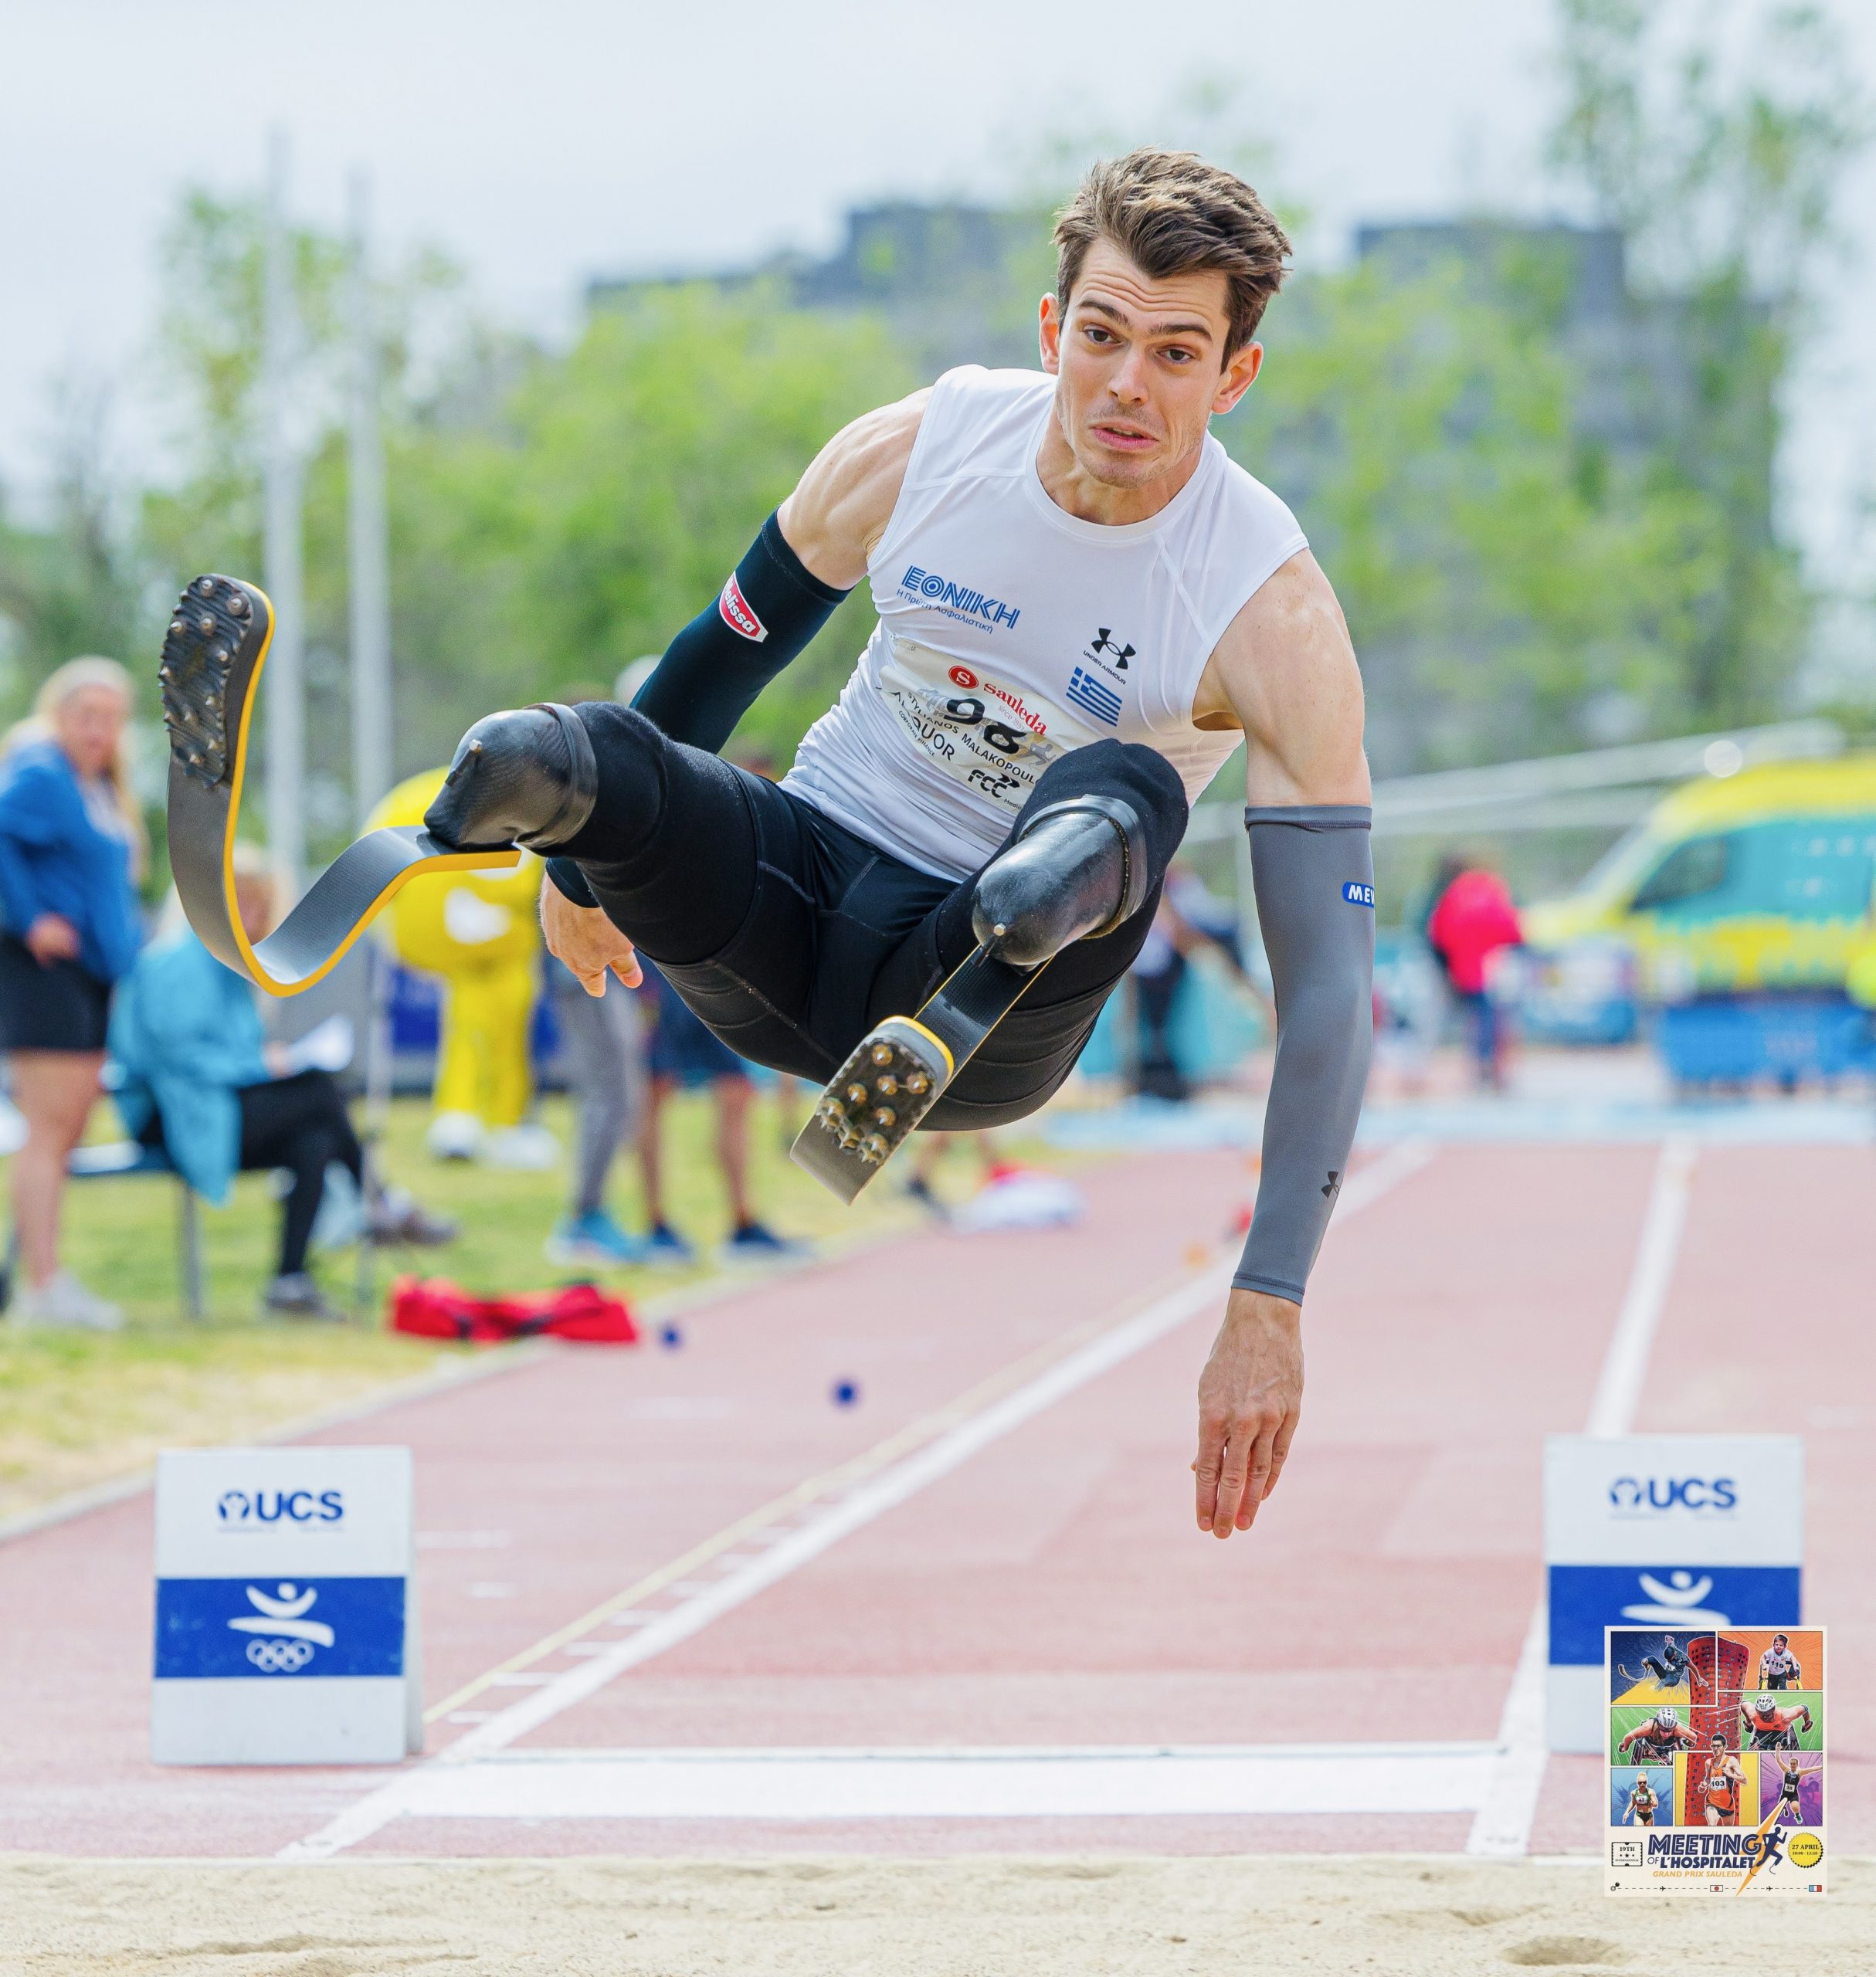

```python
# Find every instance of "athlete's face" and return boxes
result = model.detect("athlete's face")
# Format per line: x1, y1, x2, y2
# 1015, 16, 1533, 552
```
1038, 241, 1262, 493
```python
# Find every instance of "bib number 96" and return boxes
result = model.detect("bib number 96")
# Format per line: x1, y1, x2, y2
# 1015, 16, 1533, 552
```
944, 697, 1030, 758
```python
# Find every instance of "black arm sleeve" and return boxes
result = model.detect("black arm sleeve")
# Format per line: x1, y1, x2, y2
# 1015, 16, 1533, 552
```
547, 510, 850, 905
1233, 805, 1376, 1304
632, 510, 850, 750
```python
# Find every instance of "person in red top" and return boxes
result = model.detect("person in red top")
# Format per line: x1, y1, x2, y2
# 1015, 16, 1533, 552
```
1426, 860, 1523, 1090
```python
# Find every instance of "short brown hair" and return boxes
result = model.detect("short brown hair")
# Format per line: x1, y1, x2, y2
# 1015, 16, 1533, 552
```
1053, 149, 1292, 356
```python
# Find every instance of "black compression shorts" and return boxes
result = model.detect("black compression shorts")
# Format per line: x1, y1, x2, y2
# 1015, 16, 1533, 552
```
553, 707, 1189, 1130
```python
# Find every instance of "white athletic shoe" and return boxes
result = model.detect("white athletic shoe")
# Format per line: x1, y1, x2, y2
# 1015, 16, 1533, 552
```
426, 1110, 484, 1161
12, 1270, 125, 1332
482, 1123, 560, 1171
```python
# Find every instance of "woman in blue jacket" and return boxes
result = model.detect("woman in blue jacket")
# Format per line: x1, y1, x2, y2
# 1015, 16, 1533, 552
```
0, 658, 144, 1330
110, 854, 453, 1318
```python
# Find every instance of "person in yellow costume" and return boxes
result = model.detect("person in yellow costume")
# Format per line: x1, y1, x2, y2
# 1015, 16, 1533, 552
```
366, 768, 557, 1168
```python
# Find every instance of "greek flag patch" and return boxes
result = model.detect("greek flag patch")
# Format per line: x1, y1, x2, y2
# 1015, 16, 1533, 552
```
1066, 666, 1122, 727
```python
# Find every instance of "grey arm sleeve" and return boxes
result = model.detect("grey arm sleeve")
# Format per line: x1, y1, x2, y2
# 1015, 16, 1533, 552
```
1233, 805, 1376, 1304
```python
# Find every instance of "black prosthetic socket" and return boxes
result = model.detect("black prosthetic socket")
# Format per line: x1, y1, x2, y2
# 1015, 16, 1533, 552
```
424, 704, 598, 853
970, 795, 1149, 968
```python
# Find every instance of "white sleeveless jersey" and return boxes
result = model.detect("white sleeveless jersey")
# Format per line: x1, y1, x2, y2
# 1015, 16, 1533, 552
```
782, 366, 1308, 880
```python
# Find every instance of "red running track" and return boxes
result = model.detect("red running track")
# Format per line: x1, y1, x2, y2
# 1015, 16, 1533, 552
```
0, 1137, 1867, 1860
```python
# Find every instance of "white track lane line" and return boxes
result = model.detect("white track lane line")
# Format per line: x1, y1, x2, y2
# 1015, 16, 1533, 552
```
1464, 1135, 1695, 1859
282, 1138, 1436, 1862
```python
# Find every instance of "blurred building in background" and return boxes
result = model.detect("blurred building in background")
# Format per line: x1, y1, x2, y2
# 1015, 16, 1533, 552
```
590, 201, 1045, 375
1355, 219, 1775, 551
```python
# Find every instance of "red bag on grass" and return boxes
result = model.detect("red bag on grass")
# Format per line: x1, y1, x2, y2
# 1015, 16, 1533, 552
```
388, 1275, 638, 1345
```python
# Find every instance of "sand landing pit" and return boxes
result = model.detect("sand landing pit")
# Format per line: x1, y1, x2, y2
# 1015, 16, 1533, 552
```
2, 1854, 1869, 1976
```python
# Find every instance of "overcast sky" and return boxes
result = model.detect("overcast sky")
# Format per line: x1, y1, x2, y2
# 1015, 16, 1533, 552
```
2, 0, 1871, 620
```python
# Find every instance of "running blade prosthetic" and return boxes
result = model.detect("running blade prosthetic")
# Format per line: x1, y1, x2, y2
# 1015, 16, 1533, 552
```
789, 945, 1049, 1203
161, 573, 521, 996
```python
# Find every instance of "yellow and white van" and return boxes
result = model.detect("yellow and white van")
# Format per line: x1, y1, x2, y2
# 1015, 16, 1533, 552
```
1524, 756, 1876, 1002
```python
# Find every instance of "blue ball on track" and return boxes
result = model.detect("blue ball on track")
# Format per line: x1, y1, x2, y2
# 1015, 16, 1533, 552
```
659, 1324, 684, 1349
831, 1378, 860, 1407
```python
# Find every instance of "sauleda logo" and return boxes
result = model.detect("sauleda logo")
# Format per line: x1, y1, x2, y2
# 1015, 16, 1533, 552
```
216, 1487, 345, 1525
901, 565, 1020, 629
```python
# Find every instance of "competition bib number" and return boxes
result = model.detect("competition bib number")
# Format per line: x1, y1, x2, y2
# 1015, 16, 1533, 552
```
877, 636, 1074, 815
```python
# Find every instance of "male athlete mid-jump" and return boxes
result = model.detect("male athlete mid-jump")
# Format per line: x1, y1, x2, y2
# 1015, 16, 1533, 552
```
161, 151, 1373, 1542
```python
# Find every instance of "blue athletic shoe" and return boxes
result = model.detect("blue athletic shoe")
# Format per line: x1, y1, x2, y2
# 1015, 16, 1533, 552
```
642, 1221, 697, 1269
544, 1209, 648, 1270
720, 1219, 812, 1264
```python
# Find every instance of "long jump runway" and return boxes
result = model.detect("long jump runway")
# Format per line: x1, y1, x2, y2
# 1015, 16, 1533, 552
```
1, 1128, 1869, 1868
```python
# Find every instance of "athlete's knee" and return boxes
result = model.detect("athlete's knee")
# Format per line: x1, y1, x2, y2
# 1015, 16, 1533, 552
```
972, 744, 1186, 969
569, 700, 668, 782
1029, 737, 1187, 842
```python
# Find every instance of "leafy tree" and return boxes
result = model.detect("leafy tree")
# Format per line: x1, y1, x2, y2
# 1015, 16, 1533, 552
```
1547, 0, 1868, 723
0, 379, 144, 717
1220, 241, 1724, 771
383, 288, 914, 773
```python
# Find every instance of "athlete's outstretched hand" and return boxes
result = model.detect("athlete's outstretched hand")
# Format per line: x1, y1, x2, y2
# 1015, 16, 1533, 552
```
541, 882, 642, 996
1193, 1287, 1303, 1540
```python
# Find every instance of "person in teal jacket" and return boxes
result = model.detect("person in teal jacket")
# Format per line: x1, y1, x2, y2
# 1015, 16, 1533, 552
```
110, 858, 450, 1317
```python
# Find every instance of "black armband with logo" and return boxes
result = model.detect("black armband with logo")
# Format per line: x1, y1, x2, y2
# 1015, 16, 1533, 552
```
547, 511, 849, 905
1233, 805, 1376, 1305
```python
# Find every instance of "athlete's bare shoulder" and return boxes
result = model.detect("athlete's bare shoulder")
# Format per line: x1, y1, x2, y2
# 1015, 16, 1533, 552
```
779, 390, 931, 591
1194, 550, 1369, 808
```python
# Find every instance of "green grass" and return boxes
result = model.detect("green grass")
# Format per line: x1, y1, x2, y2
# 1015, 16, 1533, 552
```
0, 1088, 1067, 1522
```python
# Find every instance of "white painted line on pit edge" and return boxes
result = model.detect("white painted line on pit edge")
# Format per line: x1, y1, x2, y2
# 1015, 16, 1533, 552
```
1464, 1134, 1695, 1859
390, 1740, 1498, 1823
281, 1140, 1436, 1860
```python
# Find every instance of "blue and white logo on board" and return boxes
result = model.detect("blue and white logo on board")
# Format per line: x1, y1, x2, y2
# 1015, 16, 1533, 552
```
151, 1446, 420, 1765
1543, 1434, 1803, 1755
154, 1575, 405, 1679
1548, 1562, 1801, 1667
1605, 1473, 1737, 1515
215, 1487, 346, 1526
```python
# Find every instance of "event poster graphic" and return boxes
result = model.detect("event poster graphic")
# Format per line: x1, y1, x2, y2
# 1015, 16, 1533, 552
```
1606, 1626, 1825, 1896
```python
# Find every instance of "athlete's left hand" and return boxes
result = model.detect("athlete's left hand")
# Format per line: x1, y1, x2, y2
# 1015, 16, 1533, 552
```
1192, 1288, 1303, 1540
541, 880, 642, 995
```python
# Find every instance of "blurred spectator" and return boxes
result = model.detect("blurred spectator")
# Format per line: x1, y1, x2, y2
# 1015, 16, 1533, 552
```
544, 955, 649, 1268
905, 1130, 999, 1216
0, 658, 144, 1330
596, 681, 803, 1266
1128, 863, 1262, 1102
1426, 859, 1524, 1090
635, 960, 803, 1265
110, 856, 453, 1321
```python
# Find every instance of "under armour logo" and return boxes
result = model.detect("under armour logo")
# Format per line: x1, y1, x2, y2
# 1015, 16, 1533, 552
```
1321, 1170, 1342, 1202
1089, 629, 1135, 669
